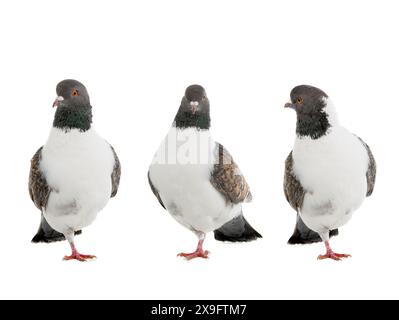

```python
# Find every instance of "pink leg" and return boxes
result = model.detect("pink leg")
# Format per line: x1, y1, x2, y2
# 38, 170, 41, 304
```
177, 236, 209, 260
63, 242, 96, 262
317, 241, 351, 261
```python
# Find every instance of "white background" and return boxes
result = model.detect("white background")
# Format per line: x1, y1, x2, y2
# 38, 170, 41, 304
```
0, 0, 397, 299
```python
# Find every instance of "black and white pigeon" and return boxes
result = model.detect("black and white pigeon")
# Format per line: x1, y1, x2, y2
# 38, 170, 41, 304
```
29, 79, 121, 261
284, 85, 376, 260
148, 85, 261, 260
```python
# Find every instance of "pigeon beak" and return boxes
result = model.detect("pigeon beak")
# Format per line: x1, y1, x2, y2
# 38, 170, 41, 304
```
285, 102, 295, 109
190, 101, 199, 114
52, 96, 64, 108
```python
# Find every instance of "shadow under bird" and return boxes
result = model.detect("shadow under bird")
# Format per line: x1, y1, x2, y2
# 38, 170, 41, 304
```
29, 79, 121, 261
148, 85, 261, 260
283, 85, 376, 260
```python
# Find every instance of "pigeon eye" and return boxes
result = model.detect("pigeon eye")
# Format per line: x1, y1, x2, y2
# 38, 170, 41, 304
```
72, 90, 79, 97
296, 97, 303, 104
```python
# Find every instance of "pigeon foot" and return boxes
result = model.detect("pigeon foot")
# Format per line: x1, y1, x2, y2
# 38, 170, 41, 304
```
177, 237, 210, 260
63, 253, 97, 262
177, 249, 209, 260
317, 241, 351, 261
64, 240, 96, 262
317, 252, 351, 261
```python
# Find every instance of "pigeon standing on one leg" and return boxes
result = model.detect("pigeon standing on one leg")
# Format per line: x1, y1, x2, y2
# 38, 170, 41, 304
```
148, 85, 261, 260
29, 79, 121, 261
283, 85, 376, 261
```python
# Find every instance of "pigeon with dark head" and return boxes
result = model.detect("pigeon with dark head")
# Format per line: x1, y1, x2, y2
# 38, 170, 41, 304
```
148, 84, 261, 260
29, 79, 121, 261
283, 85, 376, 260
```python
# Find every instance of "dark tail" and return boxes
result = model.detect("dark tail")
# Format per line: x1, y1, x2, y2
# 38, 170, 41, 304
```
31, 215, 81, 243
288, 214, 338, 245
214, 214, 262, 242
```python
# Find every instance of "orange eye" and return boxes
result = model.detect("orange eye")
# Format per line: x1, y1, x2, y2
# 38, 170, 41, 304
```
72, 89, 79, 97
296, 97, 303, 104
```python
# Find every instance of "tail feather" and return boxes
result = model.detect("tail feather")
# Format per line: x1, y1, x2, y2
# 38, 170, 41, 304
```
31, 215, 81, 243
214, 214, 262, 242
288, 214, 338, 245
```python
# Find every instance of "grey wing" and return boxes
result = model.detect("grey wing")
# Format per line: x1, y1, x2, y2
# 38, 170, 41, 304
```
29, 147, 51, 210
283, 151, 306, 211
210, 142, 252, 204
148, 171, 166, 209
110, 145, 121, 198
357, 137, 376, 196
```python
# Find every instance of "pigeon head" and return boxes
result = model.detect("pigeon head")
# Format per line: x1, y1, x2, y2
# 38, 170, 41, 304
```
285, 85, 332, 139
53, 79, 90, 108
53, 79, 92, 132
174, 84, 210, 130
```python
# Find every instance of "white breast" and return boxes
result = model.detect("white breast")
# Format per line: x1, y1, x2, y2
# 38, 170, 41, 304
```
149, 127, 241, 233
293, 125, 369, 233
40, 127, 114, 233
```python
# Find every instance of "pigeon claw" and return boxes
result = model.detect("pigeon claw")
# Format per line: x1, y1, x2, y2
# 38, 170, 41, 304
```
317, 252, 351, 261
63, 253, 97, 262
177, 250, 210, 260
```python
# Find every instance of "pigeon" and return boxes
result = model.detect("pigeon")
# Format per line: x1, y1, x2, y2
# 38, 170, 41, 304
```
148, 85, 261, 260
283, 85, 376, 260
29, 79, 121, 261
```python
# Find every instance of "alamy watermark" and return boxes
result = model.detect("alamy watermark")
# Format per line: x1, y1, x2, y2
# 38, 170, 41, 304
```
152, 130, 233, 166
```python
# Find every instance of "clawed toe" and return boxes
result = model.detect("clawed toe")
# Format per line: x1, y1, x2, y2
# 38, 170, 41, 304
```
63, 253, 97, 262
177, 250, 209, 260
318, 241, 351, 261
